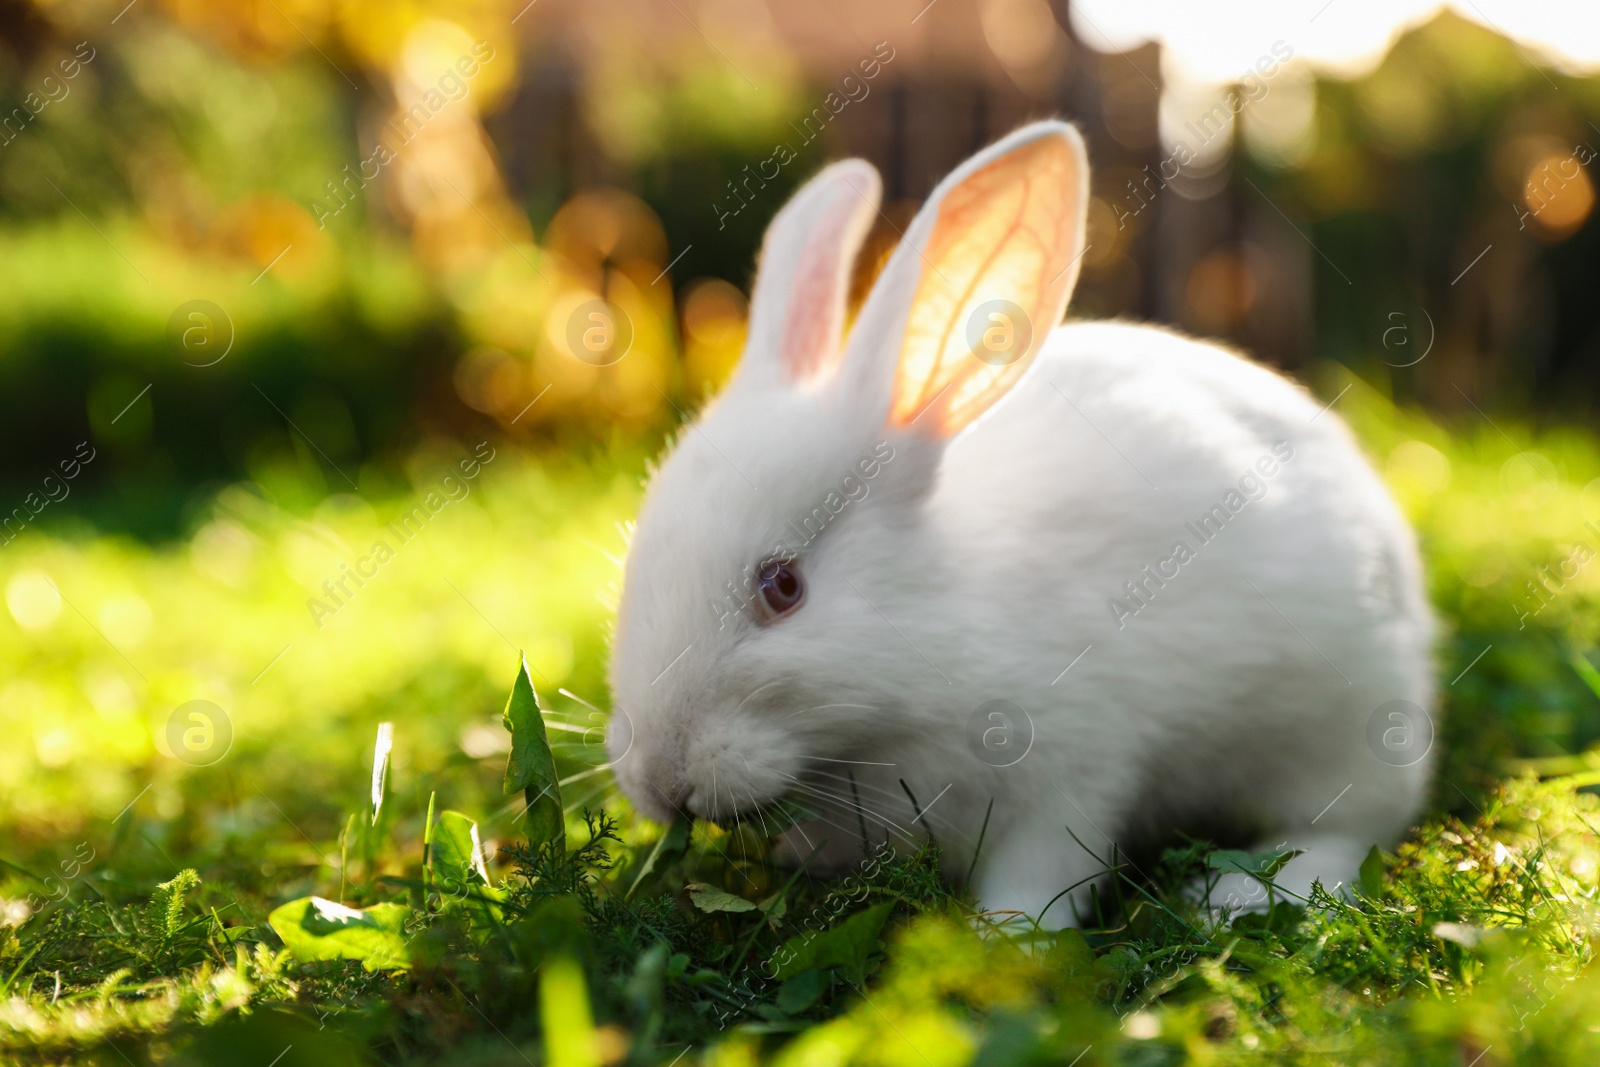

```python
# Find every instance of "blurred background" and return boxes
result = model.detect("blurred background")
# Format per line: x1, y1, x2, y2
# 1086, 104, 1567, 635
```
4, 0, 1600, 898
5, 0, 1600, 535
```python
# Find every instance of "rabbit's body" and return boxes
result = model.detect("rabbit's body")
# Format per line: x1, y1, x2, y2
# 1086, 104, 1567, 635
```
779, 320, 1433, 918
608, 122, 1435, 925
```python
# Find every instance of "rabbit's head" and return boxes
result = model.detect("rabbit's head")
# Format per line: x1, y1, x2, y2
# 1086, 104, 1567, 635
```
608, 121, 1090, 824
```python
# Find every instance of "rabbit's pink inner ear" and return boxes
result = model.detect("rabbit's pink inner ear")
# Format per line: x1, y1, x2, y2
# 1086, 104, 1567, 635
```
779, 176, 875, 384
888, 131, 1087, 436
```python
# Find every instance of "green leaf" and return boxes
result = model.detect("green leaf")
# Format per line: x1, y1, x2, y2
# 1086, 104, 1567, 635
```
775, 968, 829, 1014
970, 1010, 1050, 1067
1044, 928, 1099, 1000
268, 896, 411, 971
772, 901, 893, 985
430, 810, 505, 933
625, 817, 691, 900
759, 892, 789, 922
1208, 847, 1301, 879
623, 942, 669, 1050
432, 810, 489, 887
540, 953, 598, 1067
421, 790, 438, 899
370, 721, 394, 826
502, 654, 564, 852
1571, 649, 1600, 703
687, 882, 758, 913
1359, 844, 1385, 899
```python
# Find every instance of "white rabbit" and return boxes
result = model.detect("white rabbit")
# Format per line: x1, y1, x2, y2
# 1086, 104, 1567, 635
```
607, 120, 1435, 926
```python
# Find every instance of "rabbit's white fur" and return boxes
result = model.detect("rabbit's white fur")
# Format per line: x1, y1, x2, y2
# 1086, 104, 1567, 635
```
608, 122, 1434, 926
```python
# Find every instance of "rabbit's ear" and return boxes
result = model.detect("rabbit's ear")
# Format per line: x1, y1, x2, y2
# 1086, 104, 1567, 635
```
742, 160, 881, 389
841, 122, 1088, 438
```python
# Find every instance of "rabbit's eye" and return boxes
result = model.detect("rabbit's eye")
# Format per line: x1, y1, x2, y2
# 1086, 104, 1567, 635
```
755, 559, 805, 621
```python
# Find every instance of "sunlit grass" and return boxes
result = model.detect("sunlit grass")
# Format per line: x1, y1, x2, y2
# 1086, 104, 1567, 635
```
6, 377, 1600, 1064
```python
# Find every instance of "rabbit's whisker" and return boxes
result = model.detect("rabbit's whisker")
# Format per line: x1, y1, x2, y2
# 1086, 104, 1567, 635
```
768, 795, 876, 849
558, 688, 610, 716
798, 809, 876, 848
734, 757, 776, 836
807, 769, 910, 807
786, 817, 816, 853
783, 776, 915, 843
737, 679, 785, 710
579, 539, 625, 567
742, 784, 774, 838
558, 764, 611, 788
782, 703, 878, 720
802, 771, 976, 848
563, 783, 608, 815
797, 800, 916, 851
810, 756, 896, 766
543, 721, 596, 734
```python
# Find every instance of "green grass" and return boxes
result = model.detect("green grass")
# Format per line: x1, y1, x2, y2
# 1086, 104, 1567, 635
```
6, 368, 1600, 1065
